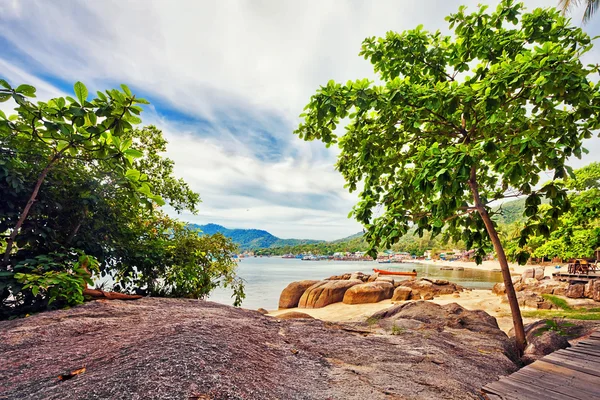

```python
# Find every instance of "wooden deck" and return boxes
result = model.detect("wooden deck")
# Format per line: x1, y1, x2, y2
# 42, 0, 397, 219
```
552, 272, 600, 283
481, 330, 600, 400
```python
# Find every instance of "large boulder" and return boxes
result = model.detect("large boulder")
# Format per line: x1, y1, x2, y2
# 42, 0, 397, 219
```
392, 286, 412, 301
566, 283, 585, 299
275, 311, 314, 320
350, 272, 370, 282
593, 280, 600, 302
492, 282, 505, 295
298, 280, 362, 308
343, 281, 394, 304
395, 278, 465, 299
522, 320, 570, 364
534, 267, 545, 281
522, 268, 535, 280
278, 280, 320, 309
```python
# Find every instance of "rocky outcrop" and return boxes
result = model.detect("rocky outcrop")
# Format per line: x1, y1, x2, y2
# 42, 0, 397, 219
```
392, 286, 412, 301
342, 281, 394, 304
298, 280, 362, 308
278, 280, 320, 309
521, 267, 545, 281
521, 320, 571, 364
389, 278, 465, 300
0, 298, 519, 400
566, 283, 585, 299
276, 311, 314, 320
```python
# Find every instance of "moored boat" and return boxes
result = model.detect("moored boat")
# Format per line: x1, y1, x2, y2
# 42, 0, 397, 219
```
373, 268, 417, 277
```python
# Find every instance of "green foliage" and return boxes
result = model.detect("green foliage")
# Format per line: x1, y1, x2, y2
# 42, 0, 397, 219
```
541, 294, 572, 311
296, 1, 600, 264
193, 223, 321, 250
391, 323, 406, 335
0, 81, 242, 318
14, 253, 98, 307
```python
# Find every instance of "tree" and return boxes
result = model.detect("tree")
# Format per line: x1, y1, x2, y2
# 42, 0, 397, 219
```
0, 80, 157, 266
1, 82, 244, 317
559, 0, 599, 22
295, 1, 600, 354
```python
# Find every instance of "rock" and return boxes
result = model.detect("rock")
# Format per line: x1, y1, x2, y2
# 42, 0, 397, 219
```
326, 274, 351, 280
0, 298, 519, 400
350, 271, 369, 282
276, 311, 314, 320
433, 279, 449, 285
375, 276, 396, 284
524, 277, 538, 286
522, 268, 534, 280
512, 276, 522, 284
392, 286, 412, 301
593, 281, 600, 302
299, 280, 362, 308
257, 308, 269, 314
553, 286, 567, 296
278, 280, 321, 309
367, 273, 379, 282
423, 293, 434, 300
522, 320, 570, 364
517, 291, 543, 308
585, 281, 593, 298
492, 282, 506, 295
371, 301, 506, 336
566, 283, 585, 299
513, 282, 526, 292
343, 282, 394, 304
410, 292, 422, 300
534, 267, 545, 281
453, 294, 461, 298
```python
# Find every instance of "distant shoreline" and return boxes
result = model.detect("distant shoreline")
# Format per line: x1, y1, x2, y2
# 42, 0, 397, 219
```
411, 259, 567, 277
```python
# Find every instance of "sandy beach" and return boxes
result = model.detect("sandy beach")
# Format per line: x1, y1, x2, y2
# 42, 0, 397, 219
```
269, 289, 537, 333
411, 259, 567, 277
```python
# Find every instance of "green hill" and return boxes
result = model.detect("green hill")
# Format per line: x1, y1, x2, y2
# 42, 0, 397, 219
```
190, 223, 323, 250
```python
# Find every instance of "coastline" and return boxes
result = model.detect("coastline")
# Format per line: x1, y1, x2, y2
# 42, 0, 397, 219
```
268, 289, 535, 333
411, 259, 567, 277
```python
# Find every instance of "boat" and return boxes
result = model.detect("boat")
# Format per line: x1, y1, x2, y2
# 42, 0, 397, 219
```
378, 259, 391, 264
373, 268, 417, 277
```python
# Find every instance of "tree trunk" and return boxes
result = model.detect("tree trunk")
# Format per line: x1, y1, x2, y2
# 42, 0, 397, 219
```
2, 159, 57, 267
469, 169, 527, 355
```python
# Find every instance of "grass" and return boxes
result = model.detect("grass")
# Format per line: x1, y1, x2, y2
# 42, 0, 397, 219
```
521, 294, 600, 320
391, 323, 406, 335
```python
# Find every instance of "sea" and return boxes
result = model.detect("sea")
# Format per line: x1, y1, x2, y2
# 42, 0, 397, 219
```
208, 257, 504, 310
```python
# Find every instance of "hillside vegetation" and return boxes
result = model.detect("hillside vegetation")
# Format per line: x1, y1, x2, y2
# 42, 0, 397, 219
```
191, 224, 323, 250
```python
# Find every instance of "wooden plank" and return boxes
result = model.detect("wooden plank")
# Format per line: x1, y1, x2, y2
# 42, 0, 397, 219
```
530, 360, 600, 387
540, 355, 600, 378
484, 377, 578, 400
509, 368, 600, 399
561, 347, 600, 360
545, 353, 600, 372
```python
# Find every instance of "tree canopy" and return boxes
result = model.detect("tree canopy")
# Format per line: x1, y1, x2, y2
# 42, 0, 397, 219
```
296, 0, 600, 353
0, 81, 244, 318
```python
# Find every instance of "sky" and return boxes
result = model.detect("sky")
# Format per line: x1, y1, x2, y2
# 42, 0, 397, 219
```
1, 0, 599, 240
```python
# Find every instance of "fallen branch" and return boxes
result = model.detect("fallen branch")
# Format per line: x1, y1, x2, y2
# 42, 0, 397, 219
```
83, 288, 142, 300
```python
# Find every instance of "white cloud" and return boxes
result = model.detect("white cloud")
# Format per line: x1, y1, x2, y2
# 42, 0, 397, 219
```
1, 0, 599, 239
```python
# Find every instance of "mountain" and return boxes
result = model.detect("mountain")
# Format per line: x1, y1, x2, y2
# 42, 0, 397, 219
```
189, 223, 324, 250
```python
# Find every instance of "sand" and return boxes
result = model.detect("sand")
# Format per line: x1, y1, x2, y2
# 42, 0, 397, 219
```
269, 289, 538, 333
412, 259, 567, 277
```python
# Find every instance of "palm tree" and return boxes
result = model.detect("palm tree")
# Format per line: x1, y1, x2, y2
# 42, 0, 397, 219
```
559, 0, 599, 22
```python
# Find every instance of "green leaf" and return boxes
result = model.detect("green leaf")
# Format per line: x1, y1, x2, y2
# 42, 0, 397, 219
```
32, 286, 39, 296
124, 149, 143, 158
134, 97, 150, 105
120, 84, 132, 97
74, 81, 88, 105
0, 79, 11, 89
15, 84, 36, 97
0, 93, 12, 103
0, 110, 6, 120
125, 169, 141, 181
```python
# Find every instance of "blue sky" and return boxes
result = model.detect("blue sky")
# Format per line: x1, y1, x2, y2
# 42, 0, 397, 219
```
1, 0, 599, 240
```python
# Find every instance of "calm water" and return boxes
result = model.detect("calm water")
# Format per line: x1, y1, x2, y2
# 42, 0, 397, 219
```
209, 257, 503, 310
